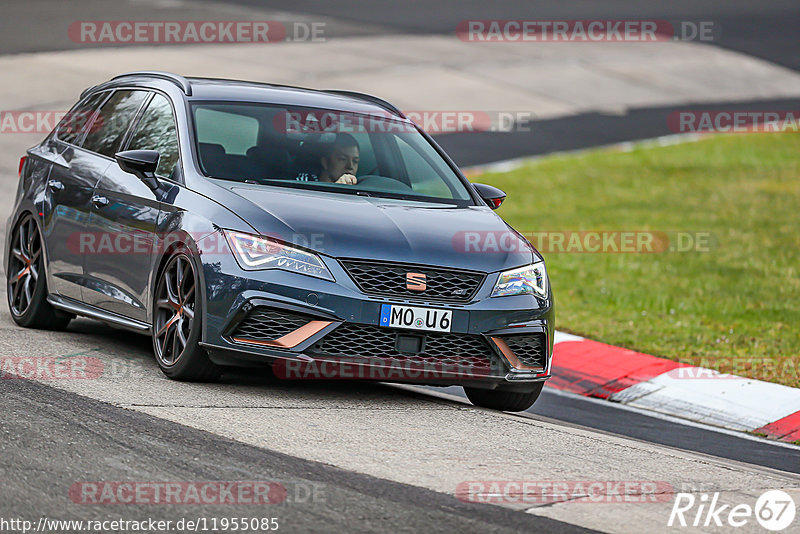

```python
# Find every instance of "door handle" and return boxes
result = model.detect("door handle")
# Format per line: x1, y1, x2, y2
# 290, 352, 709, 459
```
47, 179, 63, 192
91, 195, 109, 208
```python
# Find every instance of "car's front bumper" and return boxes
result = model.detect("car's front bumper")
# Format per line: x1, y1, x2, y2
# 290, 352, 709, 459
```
197, 248, 554, 391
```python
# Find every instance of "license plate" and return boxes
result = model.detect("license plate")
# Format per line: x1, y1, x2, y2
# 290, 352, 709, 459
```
379, 304, 452, 332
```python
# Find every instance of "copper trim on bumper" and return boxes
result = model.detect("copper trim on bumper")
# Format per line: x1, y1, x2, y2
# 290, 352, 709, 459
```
491, 336, 546, 373
232, 320, 332, 349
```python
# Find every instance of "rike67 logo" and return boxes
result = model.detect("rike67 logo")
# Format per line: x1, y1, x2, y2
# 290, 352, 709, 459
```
668, 490, 796, 531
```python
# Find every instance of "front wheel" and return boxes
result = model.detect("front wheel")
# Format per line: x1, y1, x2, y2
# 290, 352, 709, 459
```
152, 249, 220, 381
464, 381, 545, 412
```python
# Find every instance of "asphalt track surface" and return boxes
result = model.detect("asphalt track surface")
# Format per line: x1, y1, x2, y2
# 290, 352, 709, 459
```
5, 0, 799, 73
438, 97, 800, 167
2, 0, 799, 167
211, 0, 800, 72
2, 376, 590, 533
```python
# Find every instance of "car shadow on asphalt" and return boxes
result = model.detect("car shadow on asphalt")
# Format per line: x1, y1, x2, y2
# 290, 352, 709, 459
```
56, 317, 457, 405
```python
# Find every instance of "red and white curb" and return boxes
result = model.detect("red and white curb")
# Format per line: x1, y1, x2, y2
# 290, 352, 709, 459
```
550, 331, 800, 443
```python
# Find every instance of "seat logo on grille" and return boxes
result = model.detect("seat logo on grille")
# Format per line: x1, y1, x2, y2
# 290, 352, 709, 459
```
406, 272, 427, 291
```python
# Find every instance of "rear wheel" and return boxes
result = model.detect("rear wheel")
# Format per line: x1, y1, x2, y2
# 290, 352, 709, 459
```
7, 213, 72, 330
464, 381, 545, 412
152, 249, 220, 381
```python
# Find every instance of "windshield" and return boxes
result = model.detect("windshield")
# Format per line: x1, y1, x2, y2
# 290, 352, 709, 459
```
190, 102, 474, 205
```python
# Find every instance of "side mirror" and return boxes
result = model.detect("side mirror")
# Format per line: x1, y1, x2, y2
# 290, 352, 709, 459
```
115, 150, 161, 191
472, 183, 506, 209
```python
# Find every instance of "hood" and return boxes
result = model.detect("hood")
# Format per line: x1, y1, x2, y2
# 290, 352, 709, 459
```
226, 184, 537, 273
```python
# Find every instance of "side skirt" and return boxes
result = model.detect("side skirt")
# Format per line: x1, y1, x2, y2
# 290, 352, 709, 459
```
47, 294, 151, 333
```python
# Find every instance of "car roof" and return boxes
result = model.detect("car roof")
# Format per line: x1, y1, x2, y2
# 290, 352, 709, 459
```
86, 71, 407, 119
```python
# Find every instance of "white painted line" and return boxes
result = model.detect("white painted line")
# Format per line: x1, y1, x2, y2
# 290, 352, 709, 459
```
553, 330, 584, 344
462, 132, 707, 175
611, 369, 800, 432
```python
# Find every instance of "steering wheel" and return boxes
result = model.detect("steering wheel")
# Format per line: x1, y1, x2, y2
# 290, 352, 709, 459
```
356, 175, 414, 192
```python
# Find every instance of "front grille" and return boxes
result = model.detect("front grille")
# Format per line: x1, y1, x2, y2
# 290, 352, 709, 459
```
341, 260, 485, 302
231, 307, 313, 342
307, 323, 495, 371
501, 334, 548, 369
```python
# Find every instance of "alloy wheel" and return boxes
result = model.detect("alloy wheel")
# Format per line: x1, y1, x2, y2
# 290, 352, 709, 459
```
8, 214, 42, 317
154, 253, 196, 366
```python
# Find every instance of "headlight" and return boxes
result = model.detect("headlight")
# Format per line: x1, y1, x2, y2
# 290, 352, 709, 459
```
491, 262, 548, 299
223, 230, 334, 281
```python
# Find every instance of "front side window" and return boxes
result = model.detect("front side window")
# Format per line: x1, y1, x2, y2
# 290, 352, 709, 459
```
82, 90, 149, 157
126, 94, 180, 179
190, 102, 474, 205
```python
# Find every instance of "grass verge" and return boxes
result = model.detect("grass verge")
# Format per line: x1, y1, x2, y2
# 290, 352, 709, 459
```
479, 133, 800, 387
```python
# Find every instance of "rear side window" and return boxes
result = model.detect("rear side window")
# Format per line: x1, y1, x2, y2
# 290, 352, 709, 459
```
126, 94, 180, 179
82, 90, 149, 157
55, 92, 108, 145
195, 108, 258, 155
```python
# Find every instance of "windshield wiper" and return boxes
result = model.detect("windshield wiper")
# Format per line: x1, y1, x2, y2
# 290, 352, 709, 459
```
224, 178, 469, 206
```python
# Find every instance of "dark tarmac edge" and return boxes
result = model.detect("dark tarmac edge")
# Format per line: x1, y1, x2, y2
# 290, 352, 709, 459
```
436, 97, 800, 167
418, 385, 800, 476
0, 376, 597, 534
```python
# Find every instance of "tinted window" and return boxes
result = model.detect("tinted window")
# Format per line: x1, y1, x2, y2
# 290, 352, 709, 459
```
190, 102, 473, 205
55, 92, 109, 145
397, 137, 451, 198
82, 90, 148, 157
127, 94, 180, 179
196, 108, 258, 155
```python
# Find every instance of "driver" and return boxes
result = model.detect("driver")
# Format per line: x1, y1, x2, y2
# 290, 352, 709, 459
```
319, 133, 359, 184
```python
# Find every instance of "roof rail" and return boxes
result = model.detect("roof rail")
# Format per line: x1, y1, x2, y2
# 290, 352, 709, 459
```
111, 71, 192, 96
323, 90, 405, 118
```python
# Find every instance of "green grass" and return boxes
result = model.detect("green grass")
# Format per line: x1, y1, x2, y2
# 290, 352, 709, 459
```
479, 133, 800, 387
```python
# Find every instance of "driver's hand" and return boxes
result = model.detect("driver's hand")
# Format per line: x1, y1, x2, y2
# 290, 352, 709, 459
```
335, 174, 358, 185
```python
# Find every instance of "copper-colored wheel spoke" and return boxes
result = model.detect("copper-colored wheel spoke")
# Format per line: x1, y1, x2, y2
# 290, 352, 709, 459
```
182, 283, 195, 303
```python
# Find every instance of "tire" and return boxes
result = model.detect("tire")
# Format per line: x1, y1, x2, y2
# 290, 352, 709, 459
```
152, 248, 220, 381
464, 381, 545, 412
7, 213, 72, 330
